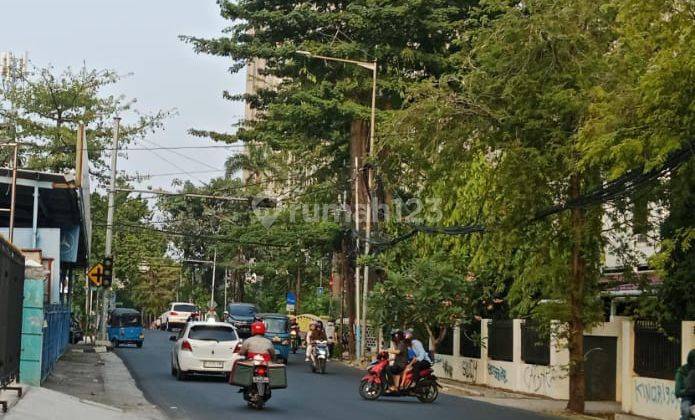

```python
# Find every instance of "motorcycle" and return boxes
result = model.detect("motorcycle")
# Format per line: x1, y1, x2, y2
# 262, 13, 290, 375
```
290, 326, 300, 354
310, 340, 328, 374
359, 352, 439, 403
240, 353, 272, 409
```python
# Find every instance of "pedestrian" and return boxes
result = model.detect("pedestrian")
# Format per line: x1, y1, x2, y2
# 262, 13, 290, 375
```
676, 349, 695, 420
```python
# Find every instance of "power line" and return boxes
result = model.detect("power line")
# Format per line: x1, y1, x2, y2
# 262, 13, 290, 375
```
142, 138, 221, 172
94, 222, 290, 248
375, 141, 695, 249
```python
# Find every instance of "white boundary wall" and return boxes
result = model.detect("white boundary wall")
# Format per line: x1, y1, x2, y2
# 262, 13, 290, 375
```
431, 318, 695, 420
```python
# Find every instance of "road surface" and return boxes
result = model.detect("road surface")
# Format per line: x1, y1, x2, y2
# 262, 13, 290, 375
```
116, 330, 550, 420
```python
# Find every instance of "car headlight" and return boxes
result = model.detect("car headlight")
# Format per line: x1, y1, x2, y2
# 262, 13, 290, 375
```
139, 334, 144, 339
281, 339, 290, 345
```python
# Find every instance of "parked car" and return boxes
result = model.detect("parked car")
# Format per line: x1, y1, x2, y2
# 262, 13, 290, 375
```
225, 303, 258, 338
169, 320, 242, 380
163, 302, 199, 331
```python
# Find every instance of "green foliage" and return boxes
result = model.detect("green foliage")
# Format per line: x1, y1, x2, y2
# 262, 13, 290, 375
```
0, 64, 170, 176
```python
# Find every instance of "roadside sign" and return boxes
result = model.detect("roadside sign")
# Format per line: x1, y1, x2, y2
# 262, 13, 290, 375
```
286, 291, 296, 305
286, 304, 295, 313
87, 263, 104, 287
317, 287, 324, 296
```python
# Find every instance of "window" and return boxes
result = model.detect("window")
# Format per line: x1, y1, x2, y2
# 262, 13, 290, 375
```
460, 321, 482, 358
264, 318, 288, 333
188, 326, 238, 342
173, 304, 197, 312
228, 304, 257, 317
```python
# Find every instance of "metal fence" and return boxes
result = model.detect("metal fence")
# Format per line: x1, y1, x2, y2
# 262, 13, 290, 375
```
460, 321, 482, 358
634, 320, 681, 380
41, 304, 70, 381
0, 238, 25, 388
488, 320, 514, 361
434, 326, 454, 355
521, 320, 550, 366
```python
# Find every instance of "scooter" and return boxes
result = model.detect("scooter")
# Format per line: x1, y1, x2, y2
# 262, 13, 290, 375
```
241, 354, 272, 409
310, 340, 328, 374
359, 352, 439, 403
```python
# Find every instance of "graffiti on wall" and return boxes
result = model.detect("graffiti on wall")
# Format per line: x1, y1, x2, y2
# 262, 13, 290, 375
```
461, 359, 478, 381
522, 365, 554, 394
634, 381, 678, 408
442, 359, 453, 378
488, 364, 508, 384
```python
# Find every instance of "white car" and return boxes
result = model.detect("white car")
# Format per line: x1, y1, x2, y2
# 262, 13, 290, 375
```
163, 302, 199, 331
170, 320, 242, 380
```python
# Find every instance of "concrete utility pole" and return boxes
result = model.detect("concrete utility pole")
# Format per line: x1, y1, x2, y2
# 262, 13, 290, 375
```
99, 117, 120, 341
210, 248, 217, 308
354, 156, 361, 360
362, 58, 377, 358
296, 51, 378, 359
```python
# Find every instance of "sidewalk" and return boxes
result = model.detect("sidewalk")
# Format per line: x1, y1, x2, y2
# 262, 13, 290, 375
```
437, 379, 649, 420
0, 344, 165, 420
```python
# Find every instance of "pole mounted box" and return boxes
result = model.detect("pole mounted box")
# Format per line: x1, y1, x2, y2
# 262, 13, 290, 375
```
102, 256, 113, 288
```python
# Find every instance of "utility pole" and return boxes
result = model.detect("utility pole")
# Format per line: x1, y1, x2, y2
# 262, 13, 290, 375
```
362, 59, 377, 359
210, 248, 217, 308
354, 156, 361, 360
99, 117, 120, 341
224, 268, 228, 310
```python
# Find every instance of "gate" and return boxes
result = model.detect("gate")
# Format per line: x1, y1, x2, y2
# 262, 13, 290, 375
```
584, 335, 617, 401
0, 237, 25, 388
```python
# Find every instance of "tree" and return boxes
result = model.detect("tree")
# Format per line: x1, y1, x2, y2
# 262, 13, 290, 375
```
0, 64, 169, 176
369, 255, 472, 349
379, 1, 623, 412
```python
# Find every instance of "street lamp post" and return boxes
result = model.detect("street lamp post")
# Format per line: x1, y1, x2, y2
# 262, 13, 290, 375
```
297, 51, 377, 359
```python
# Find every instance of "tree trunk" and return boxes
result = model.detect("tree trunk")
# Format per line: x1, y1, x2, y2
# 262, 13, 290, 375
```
567, 173, 586, 413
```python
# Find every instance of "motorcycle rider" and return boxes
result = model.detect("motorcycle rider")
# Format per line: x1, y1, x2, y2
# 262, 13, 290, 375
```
387, 330, 408, 392
308, 322, 328, 364
238, 321, 276, 360
676, 348, 695, 420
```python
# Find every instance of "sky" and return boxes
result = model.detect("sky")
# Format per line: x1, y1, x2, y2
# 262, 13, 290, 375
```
0, 0, 246, 189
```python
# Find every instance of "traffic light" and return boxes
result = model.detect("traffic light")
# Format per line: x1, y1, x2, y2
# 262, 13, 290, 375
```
102, 256, 113, 288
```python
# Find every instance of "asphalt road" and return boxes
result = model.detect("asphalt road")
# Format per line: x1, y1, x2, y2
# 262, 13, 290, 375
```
116, 330, 549, 420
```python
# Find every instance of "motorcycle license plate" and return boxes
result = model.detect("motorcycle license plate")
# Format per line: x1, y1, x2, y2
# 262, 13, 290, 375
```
204, 361, 223, 368
253, 376, 270, 383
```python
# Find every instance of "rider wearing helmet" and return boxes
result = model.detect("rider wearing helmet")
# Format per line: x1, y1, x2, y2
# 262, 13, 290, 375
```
238, 321, 276, 359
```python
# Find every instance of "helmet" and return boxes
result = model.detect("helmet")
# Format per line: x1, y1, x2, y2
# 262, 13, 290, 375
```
404, 330, 414, 340
251, 321, 266, 336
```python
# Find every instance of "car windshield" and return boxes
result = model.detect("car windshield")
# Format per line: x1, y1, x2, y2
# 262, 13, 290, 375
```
229, 305, 256, 317
173, 304, 197, 312
110, 314, 141, 327
188, 326, 237, 342
264, 318, 288, 333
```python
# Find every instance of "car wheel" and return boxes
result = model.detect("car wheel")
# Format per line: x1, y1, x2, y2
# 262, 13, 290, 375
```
176, 367, 187, 381
171, 363, 177, 376
111, 339, 119, 348
166, 321, 170, 331
136, 342, 143, 348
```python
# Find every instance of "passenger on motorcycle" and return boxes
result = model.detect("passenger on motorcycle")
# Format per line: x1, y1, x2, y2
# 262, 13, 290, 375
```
238, 321, 276, 360
387, 330, 408, 392
676, 349, 695, 420
401, 330, 432, 388
305, 322, 316, 361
